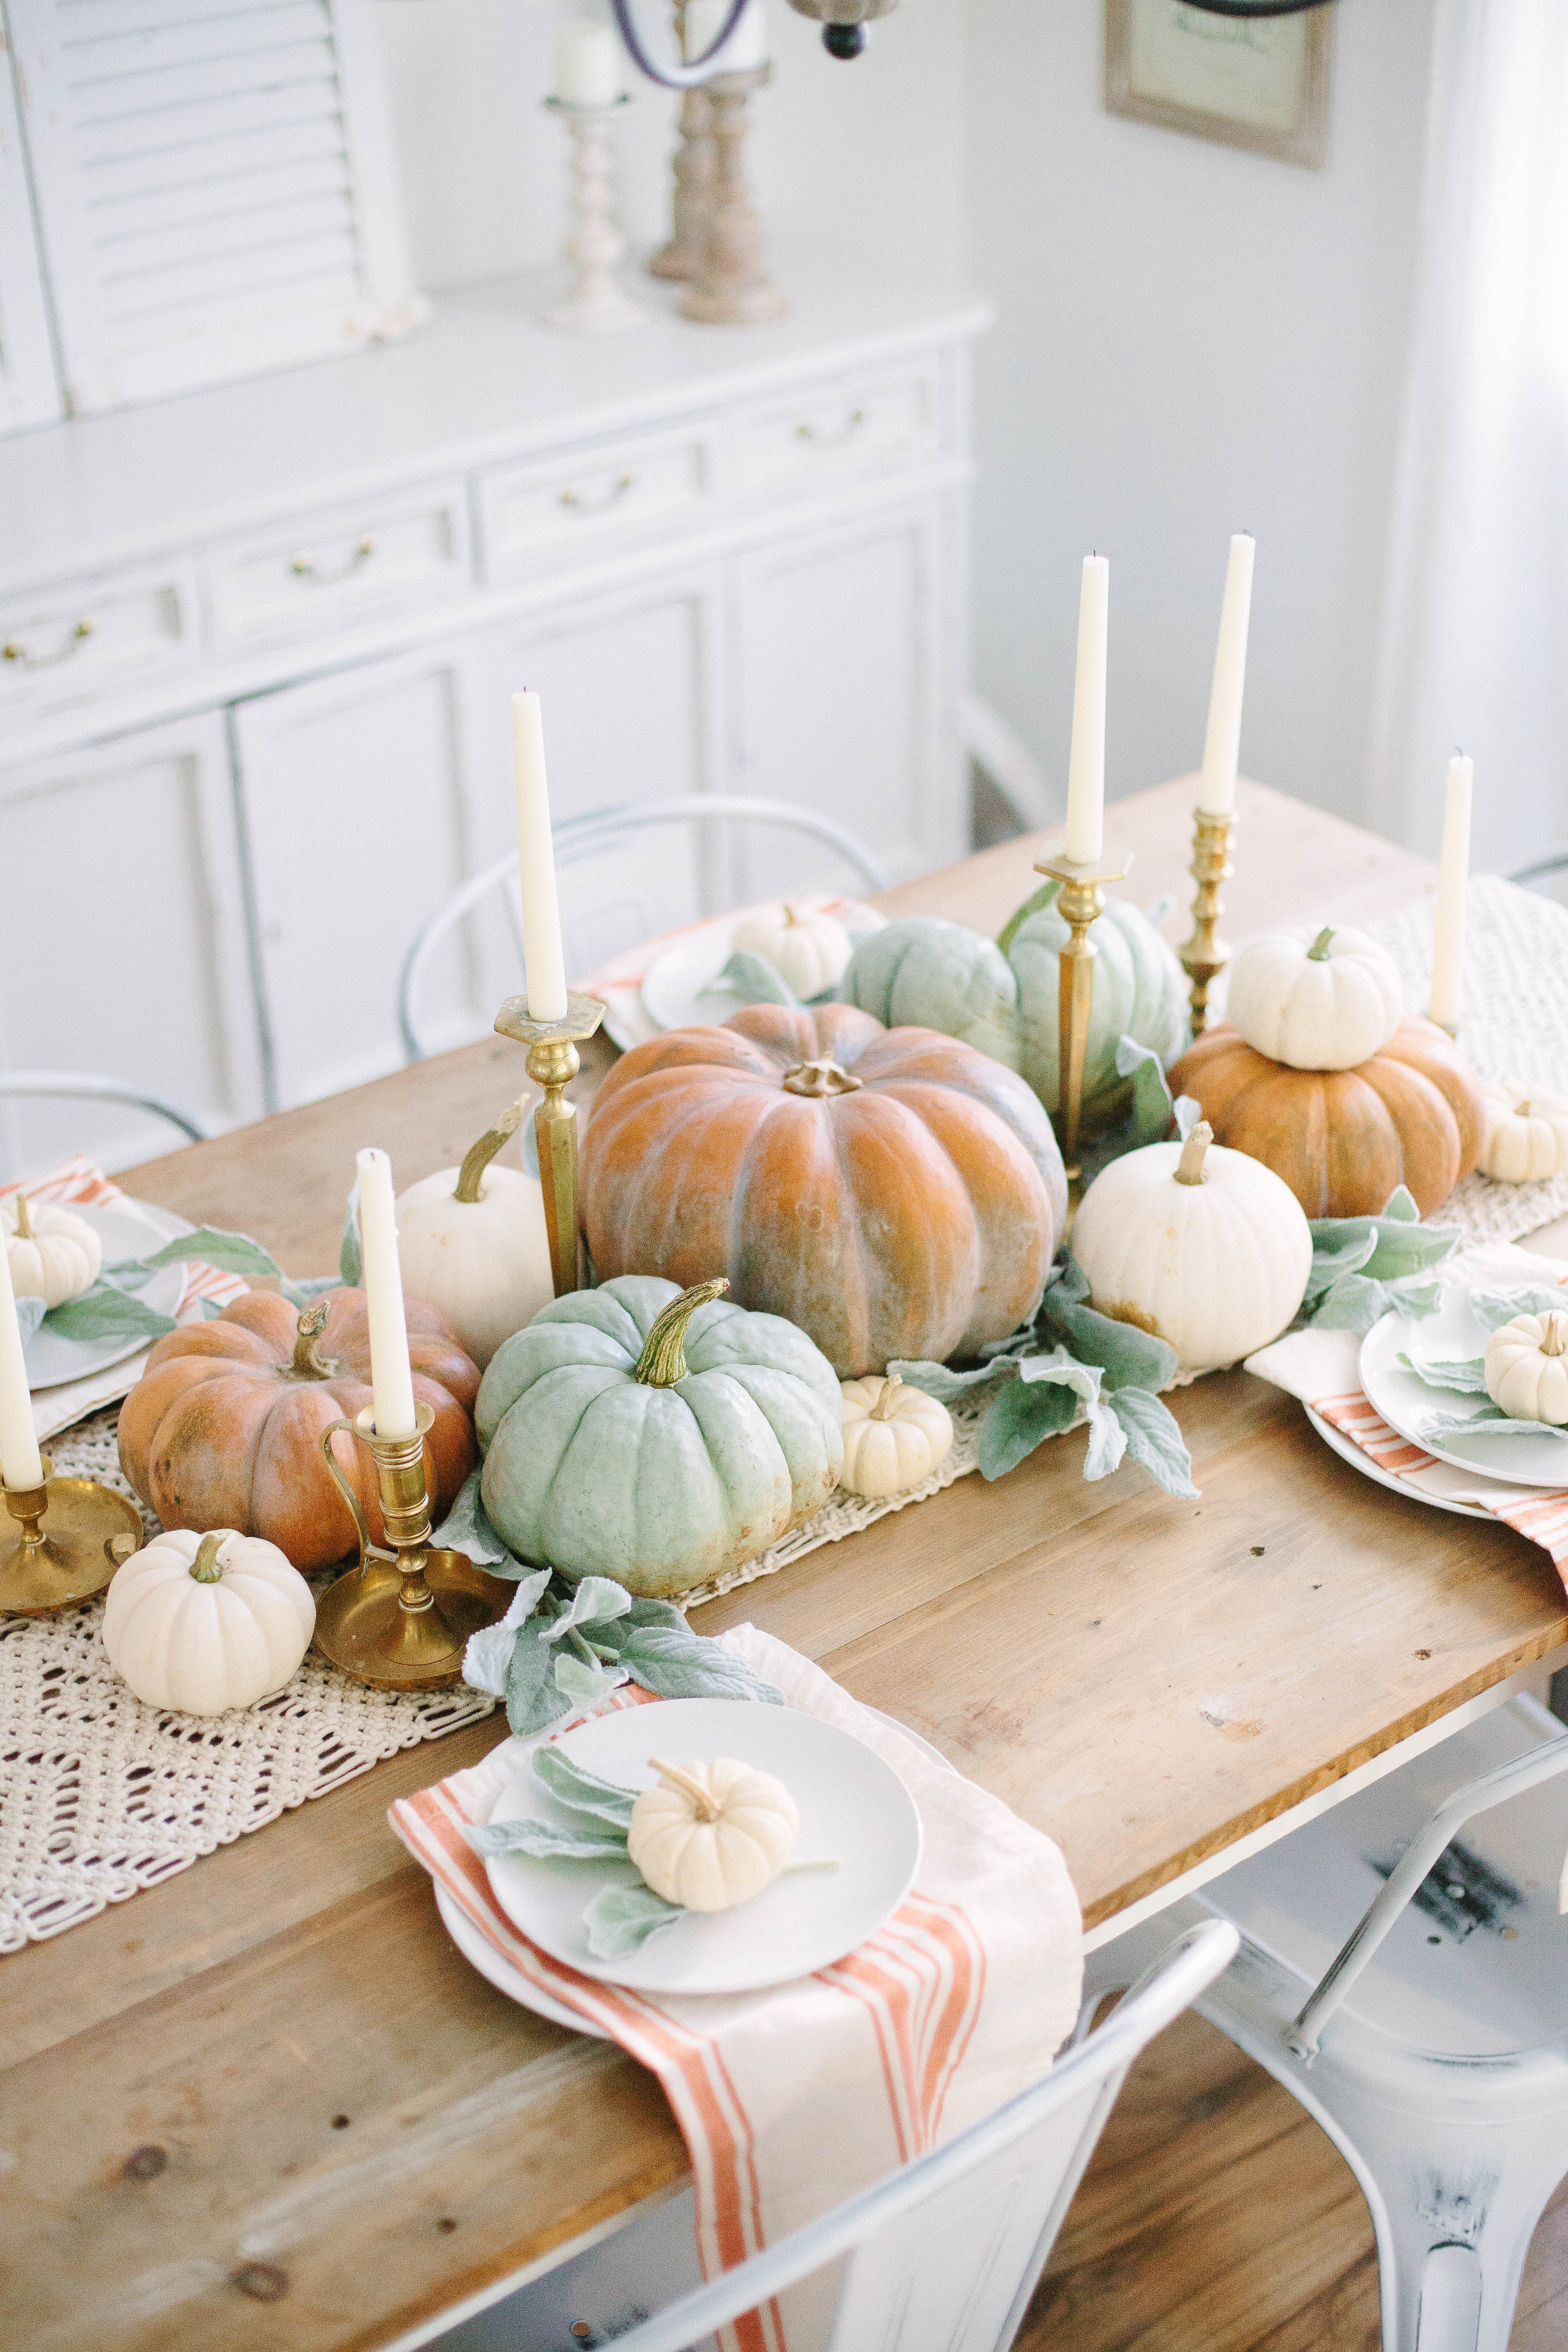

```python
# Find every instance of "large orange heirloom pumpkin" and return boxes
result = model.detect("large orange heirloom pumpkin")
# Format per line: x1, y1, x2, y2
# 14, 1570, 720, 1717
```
579, 1003, 1068, 1376
117, 1289, 479, 1570
1166, 1016, 1485, 1219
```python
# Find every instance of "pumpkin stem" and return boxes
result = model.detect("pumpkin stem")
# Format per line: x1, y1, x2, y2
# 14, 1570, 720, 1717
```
1174, 1122, 1213, 1186
189, 1530, 228, 1583
649, 1754, 721, 1822
1542, 1313, 1567, 1359
783, 903, 799, 927
1519, 1097, 1533, 1117
634, 1280, 730, 1387
285, 1297, 340, 1382
1306, 925, 1337, 962
12, 1192, 32, 1240
871, 1373, 903, 1421
782, 1057, 864, 1099
454, 1099, 524, 1205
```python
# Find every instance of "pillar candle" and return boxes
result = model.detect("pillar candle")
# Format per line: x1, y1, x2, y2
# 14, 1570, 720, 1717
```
686, 0, 769, 68
1198, 533, 1255, 819
356, 1150, 417, 1441
1063, 555, 1109, 866
0, 1222, 44, 1491
512, 691, 569, 1024
553, 20, 624, 106
1429, 754, 1473, 1031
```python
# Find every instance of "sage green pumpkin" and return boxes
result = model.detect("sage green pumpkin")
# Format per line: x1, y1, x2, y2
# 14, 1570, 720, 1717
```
476, 1275, 844, 1597
841, 882, 1189, 1134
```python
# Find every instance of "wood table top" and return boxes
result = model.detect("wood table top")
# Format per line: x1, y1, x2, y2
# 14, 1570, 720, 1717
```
12, 776, 1565, 2352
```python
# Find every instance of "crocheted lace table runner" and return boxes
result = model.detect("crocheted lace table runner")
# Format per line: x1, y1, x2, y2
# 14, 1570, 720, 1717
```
7, 874, 1566, 1951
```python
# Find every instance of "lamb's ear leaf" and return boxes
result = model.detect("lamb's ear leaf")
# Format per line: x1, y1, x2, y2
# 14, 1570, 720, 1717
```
502, 1621, 575, 1736
977, 1377, 1078, 1480
611, 1624, 784, 1705
584, 1884, 683, 1959
1106, 1387, 1198, 1498
339, 1180, 362, 1287
464, 1816, 629, 1862
532, 1747, 637, 1828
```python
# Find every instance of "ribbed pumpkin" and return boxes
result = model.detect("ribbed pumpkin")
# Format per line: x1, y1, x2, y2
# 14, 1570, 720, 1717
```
1166, 1016, 1485, 1219
578, 1003, 1068, 1376
117, 1290, 479, 1569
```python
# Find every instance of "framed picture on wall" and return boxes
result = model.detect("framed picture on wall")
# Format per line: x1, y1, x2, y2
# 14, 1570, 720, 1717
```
1104, 1, 1334, 169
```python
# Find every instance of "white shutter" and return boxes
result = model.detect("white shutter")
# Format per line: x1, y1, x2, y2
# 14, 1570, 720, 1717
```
6, 0, 420, 415
0, 20, 62, 430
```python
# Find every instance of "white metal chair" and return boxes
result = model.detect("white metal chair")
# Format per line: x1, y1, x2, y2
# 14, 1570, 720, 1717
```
1084, 1692, 1568, 2352
0, 1069, 211, 1145
397, 795, 892, 1063
425, 1919, 1237, 2352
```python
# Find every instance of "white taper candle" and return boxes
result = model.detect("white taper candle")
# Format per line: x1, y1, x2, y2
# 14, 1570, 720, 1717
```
1063, 556, 1109, 867
552, 19, 624, 105
1198, 533, 1255, 818
1429, 754, 1473, 1032
0, 1218, 44, 1490
356, 1150, 418, 1440
512, 691, 569, 1024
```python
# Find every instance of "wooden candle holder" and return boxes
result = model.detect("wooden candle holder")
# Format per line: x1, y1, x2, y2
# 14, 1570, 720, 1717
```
680, 67, 787, 326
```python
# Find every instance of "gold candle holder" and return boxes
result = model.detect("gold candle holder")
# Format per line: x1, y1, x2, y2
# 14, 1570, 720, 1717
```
1037, 849, 1130, 1184
493, 988, 607, 1298
1178, 808, 1236, 1039
0, 1454, 142, 1617
313, 1403, 514, 1691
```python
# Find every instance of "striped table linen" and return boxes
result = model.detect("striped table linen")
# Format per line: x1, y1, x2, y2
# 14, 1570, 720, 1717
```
389, 1622, 1083, 2352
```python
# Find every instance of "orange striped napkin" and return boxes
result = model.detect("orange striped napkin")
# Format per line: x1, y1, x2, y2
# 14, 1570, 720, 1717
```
389, 1623, 1082, 2352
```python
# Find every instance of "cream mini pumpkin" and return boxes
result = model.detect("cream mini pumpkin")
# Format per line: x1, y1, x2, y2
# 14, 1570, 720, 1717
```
839, 1372, 954, 1498
730, 902, 854, 1000
627, 1754, 799, 1912
102, 1527, 316, 1715
3, 1193, 101, 1308
1071, 1122, 1313, 1372
1484, 1311, 1568, 1424
1225, 923, 1405, 1072
394, 1101, 553, 1367
1478, 1086, 1568, 1185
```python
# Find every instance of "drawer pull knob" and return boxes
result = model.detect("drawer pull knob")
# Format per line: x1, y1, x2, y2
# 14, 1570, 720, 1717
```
290, 538, 378, 584
796, 407, 868, 446
559, 474, 636, 515
3, 616, 95, 670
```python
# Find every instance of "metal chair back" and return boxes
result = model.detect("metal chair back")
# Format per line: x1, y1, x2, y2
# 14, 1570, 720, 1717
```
0, 1069, 210, 1148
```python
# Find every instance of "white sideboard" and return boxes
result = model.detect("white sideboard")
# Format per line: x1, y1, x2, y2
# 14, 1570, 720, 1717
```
0, 253, 989, 1179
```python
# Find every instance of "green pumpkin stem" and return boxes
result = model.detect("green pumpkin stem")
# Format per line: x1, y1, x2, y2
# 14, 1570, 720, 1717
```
285, 1297, 340, 1382
189, 1531, 227, 1583
454, 1100, 524, 1205
1307, 926, 1337, 962
634, 1280, 730, 1387
996, 878, 1060, 958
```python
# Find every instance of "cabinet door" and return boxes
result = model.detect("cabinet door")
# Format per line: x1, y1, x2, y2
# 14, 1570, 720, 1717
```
0, 15, 61, 432
0, 711, 263, 1179
730, 497, 964, 903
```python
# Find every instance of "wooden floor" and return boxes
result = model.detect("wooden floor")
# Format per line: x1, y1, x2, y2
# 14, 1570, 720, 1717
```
1021, 2017, 1568, 2350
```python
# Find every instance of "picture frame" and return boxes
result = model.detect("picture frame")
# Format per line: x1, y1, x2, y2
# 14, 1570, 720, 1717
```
1104, 0, 1334, 170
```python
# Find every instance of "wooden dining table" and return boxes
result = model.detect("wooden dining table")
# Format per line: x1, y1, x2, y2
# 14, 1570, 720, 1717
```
8, 774, 1568, 2352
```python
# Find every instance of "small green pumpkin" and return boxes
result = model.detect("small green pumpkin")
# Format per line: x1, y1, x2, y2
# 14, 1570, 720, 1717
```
476, 1275, 844, 1597
841, 882, 1189, 1135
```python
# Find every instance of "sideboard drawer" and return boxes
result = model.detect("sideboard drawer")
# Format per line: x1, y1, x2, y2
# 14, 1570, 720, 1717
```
735, 365, 940, 499
477, 427, 717, 582
205, 482, 471, 650
0, 564, 196, 717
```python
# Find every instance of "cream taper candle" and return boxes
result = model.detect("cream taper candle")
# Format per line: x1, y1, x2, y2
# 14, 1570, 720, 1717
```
512, 691, 569, 1024
553, 18, 624, 105
1198, 533, 1255, 818
0, 1221, 43, 1490
1429, 753, 1473, 1032
1063, 555, 1109, 866
356, 1149, 417, 1440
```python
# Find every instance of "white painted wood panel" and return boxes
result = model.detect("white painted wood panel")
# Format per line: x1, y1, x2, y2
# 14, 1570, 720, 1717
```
0, 13, 62, 431
205, 477, 469, 650
0, 554, 197, 717
477, 424, 719, 585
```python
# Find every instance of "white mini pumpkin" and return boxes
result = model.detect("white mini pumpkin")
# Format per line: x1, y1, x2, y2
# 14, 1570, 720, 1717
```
1072, 1122, 1313, 1372
102, 1527, 316, 1715
395, 1101, 553, 1368
1484, 1310, 1568, 1424
730, 902, 854, 1000
627, 1754, 799, 1912
1478, 1085, 1568, 1185
840, 1372, 954, 1497
3, 1193, 101, 1307
1226, 923, 1405, 1072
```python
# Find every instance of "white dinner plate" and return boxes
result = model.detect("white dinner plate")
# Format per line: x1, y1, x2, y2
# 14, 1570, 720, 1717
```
483, 1697, 923, 1996
1304, 1405, 1491, 1522
1361, 1293, 1568, 1488
639, 900, 885, 1036
23, 1199, 191, 1390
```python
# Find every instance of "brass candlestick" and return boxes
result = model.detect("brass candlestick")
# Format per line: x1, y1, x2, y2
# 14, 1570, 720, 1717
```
493, 989, 607, 1297
1178, 808, 1236, 1038
1037, 849, 1131, 1184
0, 1455, 142, 1617
313, 1403, 514, 1690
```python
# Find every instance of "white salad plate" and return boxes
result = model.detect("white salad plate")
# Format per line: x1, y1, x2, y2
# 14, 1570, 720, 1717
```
1304, 1405, 1491, 1522
23, 1199, 191, 1390
639, 900, 885, 1036
1360, 1292, 1568, 1489
481, 1697, 924, 1998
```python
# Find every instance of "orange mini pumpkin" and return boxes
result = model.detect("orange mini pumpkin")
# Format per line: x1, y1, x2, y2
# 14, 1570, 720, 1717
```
579, 1003, 1068, 1376
117, 1289, 479, 1570
1166, 1016, 1485, 1219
